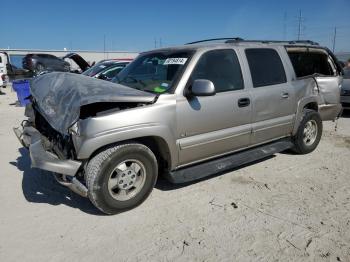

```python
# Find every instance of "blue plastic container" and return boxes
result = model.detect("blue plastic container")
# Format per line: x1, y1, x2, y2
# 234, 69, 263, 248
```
12, 79, 31, 106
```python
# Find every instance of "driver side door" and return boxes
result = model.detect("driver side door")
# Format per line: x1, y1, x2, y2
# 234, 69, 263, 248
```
176, 49, 252, 166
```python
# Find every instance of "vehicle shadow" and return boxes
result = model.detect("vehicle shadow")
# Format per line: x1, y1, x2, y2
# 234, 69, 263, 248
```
10, 147, 104, 215
156, 155, 275, 191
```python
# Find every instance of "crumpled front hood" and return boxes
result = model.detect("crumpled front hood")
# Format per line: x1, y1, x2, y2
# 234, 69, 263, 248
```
30, 72, 156, 134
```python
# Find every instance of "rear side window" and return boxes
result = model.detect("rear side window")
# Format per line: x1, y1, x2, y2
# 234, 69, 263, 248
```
287, 49, 335, 77
0, 56, 2, 63
190, 49, 244, 92
245, 48, 287, 88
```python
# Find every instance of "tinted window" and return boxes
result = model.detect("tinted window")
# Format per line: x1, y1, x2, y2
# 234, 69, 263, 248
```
190, 49, 244, 92
101, 65, 126, 78
287, 50, 335, 77
246, 48, 286, 87
0, 56, 2, 63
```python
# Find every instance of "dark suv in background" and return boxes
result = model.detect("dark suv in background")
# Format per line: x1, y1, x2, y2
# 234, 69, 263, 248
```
23, 54, 70, 74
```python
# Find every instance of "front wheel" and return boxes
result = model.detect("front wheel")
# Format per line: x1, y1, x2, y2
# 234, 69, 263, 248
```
292, 109, 322, 154
86, 143, 158, 215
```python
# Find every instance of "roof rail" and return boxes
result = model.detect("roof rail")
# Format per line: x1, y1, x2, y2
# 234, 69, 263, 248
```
226, 39, 319, 45
185, 37, 244, 45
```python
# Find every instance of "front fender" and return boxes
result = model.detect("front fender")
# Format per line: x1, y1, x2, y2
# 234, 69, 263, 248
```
73, 123, 177, 168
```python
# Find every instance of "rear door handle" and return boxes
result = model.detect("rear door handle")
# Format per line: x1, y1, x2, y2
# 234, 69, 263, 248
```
238, 98, 250, 107
281, 92, 289, 99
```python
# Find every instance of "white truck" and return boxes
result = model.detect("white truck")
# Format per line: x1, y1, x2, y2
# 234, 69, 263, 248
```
0, 52, 9, 88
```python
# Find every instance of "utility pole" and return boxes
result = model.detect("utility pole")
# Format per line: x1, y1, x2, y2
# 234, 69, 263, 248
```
297, 9, 302, 40
283, 12, 287, 40
332, 26, 337, 52
154, 38, 157, 48
103, 34, 106, 59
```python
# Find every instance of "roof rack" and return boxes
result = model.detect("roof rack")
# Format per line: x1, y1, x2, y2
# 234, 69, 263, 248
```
226, 39, 319, 45
185, 37, 244, 45
185, 38, 319, 46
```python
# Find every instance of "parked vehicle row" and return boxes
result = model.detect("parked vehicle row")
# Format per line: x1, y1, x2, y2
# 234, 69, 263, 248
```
14, 38, 343, 214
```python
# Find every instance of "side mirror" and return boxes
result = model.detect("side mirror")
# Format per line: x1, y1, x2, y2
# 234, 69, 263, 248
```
190, 79, 216, 96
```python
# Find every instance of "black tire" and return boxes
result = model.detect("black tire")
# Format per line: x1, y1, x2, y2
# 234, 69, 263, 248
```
86, 143, 158, 215
292, 109, 322, 154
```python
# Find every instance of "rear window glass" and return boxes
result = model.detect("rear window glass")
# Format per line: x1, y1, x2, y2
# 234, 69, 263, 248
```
287, 49, 335, 77
245, 48, 287, 88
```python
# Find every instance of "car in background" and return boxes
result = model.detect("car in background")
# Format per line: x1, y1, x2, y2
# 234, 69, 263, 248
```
341, 68, 350, 110
82, 61, 129, 81
62, 53, 91, 73
23, 54, 70, 74
0, 54, 6, 87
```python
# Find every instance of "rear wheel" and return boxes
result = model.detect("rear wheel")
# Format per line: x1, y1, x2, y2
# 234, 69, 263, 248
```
292, 109, 322, 154
86, 143, 158, 215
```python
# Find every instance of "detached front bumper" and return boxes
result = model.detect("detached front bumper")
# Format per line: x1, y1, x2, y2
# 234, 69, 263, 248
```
13, 125, 82, 176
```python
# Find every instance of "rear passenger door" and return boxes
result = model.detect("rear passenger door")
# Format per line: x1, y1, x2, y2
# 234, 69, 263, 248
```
244, 48, 295, 144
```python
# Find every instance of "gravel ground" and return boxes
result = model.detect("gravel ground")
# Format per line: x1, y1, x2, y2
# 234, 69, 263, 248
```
0, 86, 349, 262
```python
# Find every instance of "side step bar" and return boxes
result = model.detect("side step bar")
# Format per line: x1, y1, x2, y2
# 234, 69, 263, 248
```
166, 139, 294, 184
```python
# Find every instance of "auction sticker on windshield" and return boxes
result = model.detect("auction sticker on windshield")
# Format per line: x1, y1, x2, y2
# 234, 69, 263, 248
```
164, 58, 188, 65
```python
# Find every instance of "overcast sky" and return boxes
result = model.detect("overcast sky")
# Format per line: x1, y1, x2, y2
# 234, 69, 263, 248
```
2, 0, 350, 52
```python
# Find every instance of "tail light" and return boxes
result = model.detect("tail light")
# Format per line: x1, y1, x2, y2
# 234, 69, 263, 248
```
1, 74, 5, 81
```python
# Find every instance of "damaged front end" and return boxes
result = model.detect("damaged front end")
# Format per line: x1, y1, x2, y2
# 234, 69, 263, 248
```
13, 72, 157, 197
14, 102, 88, 197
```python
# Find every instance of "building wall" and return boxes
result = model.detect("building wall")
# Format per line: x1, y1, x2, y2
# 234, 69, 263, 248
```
0, 49, 139, 69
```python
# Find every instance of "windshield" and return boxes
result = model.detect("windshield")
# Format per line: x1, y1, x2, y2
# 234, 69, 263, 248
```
82, 62, 114, 76
112, 51, 192, 94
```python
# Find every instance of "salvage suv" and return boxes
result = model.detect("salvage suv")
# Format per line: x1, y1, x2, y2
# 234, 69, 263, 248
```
14, 38, 342, 214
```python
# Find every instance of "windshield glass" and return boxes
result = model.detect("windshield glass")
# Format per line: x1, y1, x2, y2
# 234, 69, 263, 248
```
112, 51, 192, 94
82, 62, 114, 76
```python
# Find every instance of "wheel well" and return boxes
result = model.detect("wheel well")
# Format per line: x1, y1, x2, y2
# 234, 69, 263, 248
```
134, 136, 171, 172
88, 136, 172, 173
303, 102, 318, 112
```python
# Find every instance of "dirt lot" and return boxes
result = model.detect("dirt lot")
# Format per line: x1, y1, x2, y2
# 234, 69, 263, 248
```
0, 86, 349, 262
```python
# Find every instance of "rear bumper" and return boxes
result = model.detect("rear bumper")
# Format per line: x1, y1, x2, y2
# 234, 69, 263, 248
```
318, 103, 342, 121
13, 125, 82, 176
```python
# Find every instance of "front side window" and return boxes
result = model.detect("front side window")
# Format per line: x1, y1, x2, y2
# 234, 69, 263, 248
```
246, 48, 287, 88
189, 49, 244, 92
113, 51, 192, 94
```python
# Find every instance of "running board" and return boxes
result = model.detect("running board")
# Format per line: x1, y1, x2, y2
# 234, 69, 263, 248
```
166, 139, 293, 184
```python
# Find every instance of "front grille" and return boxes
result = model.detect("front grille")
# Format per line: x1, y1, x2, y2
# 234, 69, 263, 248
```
33, 104, 74, 159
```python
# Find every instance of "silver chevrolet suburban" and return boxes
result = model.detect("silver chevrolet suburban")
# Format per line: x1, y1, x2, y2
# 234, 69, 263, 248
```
14, 38, 342, 214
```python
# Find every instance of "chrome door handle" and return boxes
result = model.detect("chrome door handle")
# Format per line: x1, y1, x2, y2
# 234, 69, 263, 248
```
281, 92, 289, 98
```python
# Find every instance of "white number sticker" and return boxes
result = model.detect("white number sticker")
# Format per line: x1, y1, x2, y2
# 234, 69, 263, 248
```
164, 58, 188, 65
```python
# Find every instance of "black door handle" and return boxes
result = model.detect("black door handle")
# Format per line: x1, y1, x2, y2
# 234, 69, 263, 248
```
238, 98, 250, 107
